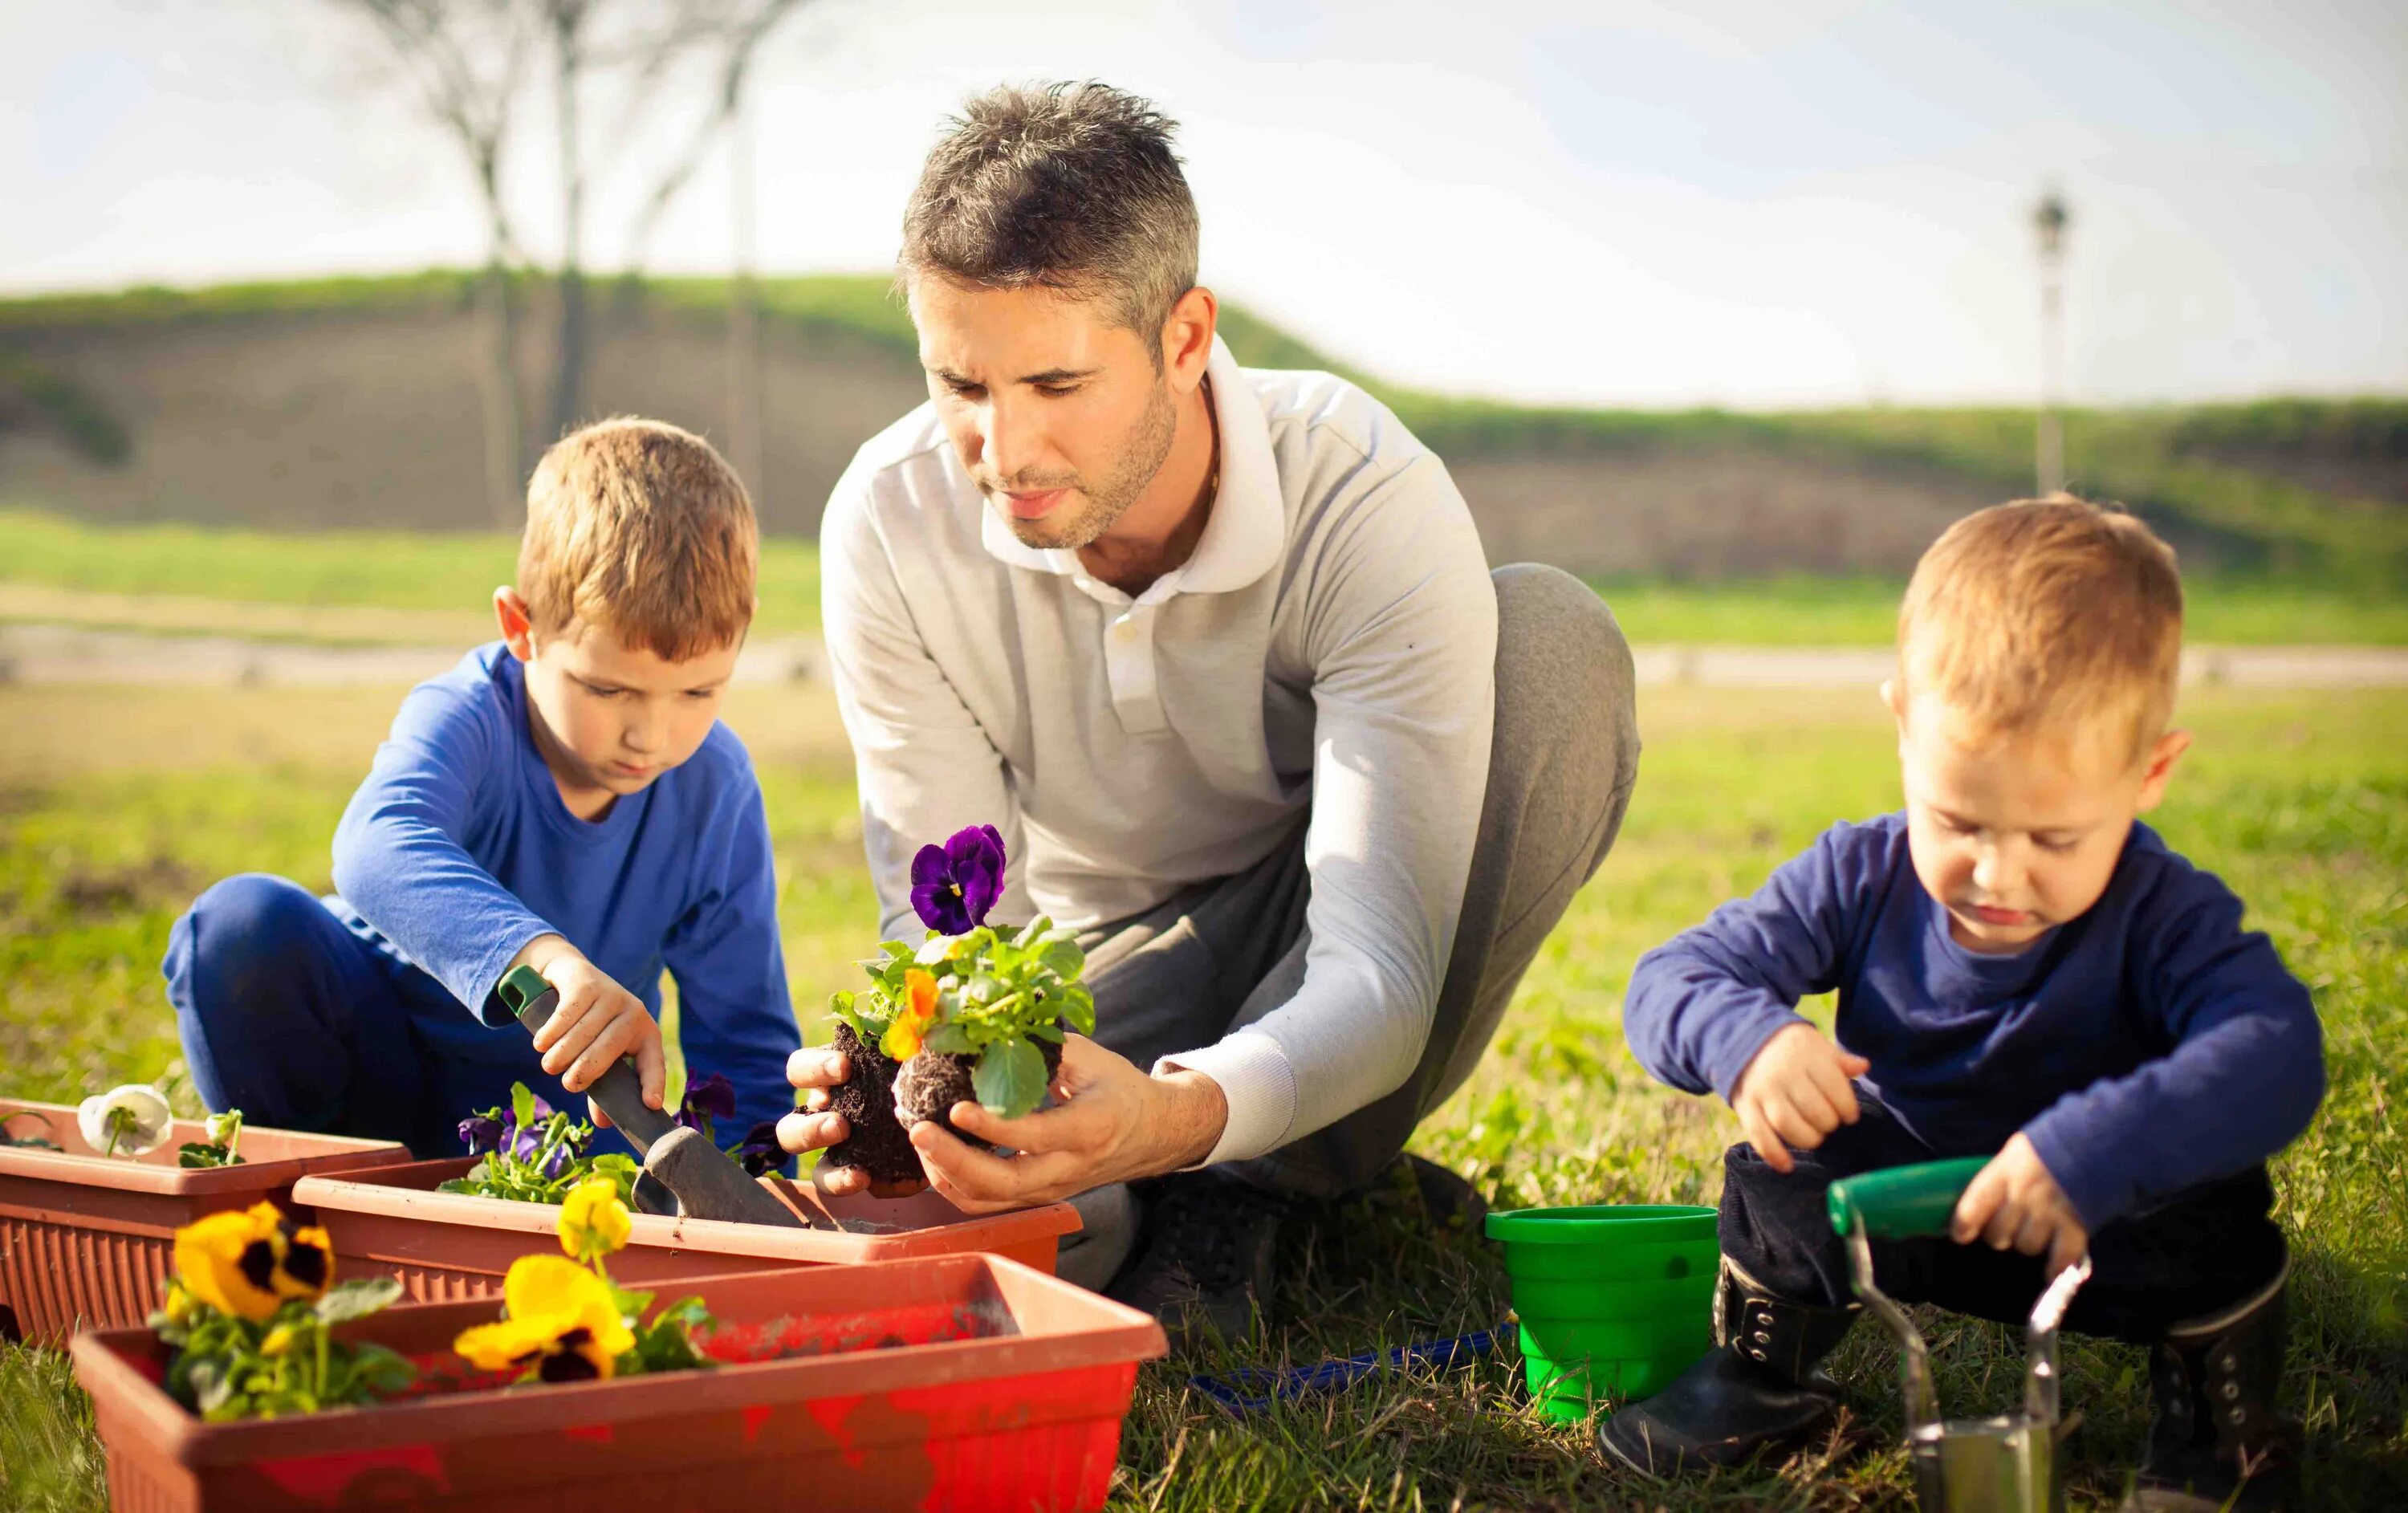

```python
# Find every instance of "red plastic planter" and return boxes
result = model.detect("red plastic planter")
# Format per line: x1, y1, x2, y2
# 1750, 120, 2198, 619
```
293, 1157, 1082, 1302
69, 1254, 1167, 1513
0, 1099, 412, 1344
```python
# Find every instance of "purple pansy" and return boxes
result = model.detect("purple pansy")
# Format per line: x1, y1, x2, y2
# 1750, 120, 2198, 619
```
735, 1120, 784, 1177
909, 824, 1007, 935
674, 1073, 738, 1137
458, 1112, 505, 1156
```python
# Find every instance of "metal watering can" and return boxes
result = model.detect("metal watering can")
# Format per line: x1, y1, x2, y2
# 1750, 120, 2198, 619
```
1826, 1157, 2093, 1513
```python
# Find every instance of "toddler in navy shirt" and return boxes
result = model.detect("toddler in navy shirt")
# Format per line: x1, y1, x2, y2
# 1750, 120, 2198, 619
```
1604, 498, 2322, 1512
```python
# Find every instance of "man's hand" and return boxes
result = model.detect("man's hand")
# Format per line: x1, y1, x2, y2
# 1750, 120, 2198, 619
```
1730, 1023, 1871, 1174
1952, 1132, 2089, 1278
515, 940, 665, 1109
772, 1046, 926, 1199
908, 1034, 1228, 1214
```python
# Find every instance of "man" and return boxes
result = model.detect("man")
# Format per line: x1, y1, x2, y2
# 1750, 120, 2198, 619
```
778, 81, 1639, 1337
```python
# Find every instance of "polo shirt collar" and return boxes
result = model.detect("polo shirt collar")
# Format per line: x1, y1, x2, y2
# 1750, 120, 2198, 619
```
977, 336, 1282, 596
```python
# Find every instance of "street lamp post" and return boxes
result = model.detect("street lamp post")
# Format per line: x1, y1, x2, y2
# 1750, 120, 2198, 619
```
2032, 190, 2070, 496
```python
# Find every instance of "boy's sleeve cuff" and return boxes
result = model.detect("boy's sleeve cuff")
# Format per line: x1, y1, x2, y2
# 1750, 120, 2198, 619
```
1153, 1031, 1296, 1169
2023, 1116, 2121, 1232
1706, 1010, 1812, 1103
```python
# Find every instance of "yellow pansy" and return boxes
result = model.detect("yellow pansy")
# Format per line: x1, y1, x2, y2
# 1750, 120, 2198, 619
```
881, 968, 942, 1061
172, 1202, 334, 1322
558, 1177, 631, 1263
453, 1253, 633, 1383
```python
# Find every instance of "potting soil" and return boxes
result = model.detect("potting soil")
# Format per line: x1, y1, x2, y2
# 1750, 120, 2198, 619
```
823, 1021, 923, 1186
893, 1041, 1064, 1150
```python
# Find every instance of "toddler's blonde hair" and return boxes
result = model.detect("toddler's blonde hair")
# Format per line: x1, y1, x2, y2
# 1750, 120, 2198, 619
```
1898, 495, 2182, 763
519, 417, 757, 660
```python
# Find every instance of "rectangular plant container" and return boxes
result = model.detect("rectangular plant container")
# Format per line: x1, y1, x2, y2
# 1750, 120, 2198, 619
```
0, 1099, 412, 1344
292, 1157, 1081, 1302
69, 1253, 1168, 1513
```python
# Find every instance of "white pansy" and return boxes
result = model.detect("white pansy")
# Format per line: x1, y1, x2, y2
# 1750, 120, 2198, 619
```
77, 1084, 175, 1158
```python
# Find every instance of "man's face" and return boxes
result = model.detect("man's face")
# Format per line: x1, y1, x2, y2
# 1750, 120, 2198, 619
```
909, 276, 1177, 551
512, 616, 740, 808
1889, 685, 2187, 954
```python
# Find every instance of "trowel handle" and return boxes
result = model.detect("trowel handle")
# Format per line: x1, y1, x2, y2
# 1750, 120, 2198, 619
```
497, 963, 675, 1153
1826, 1156, 1992, 1239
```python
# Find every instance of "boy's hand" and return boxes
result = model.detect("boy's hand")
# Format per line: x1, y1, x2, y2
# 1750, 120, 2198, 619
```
518, 946, 666, 1110
1952, 1132, 2089, 1278
1731, 1023, 1872, 1173
775, 1046, 926, 1199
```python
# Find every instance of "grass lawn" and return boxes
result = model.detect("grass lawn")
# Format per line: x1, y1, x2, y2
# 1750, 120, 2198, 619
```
7, 505, 2408, 648
2, 681, 2403, 1510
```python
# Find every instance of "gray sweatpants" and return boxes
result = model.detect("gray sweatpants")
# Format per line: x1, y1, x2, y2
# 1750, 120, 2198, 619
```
1056, 564, 1641, 1288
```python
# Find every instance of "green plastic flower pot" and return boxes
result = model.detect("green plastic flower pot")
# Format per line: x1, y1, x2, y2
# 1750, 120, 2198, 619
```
1486, 1203, 1719, 1423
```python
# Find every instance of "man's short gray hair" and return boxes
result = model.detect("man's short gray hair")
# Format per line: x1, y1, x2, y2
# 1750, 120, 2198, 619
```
900, 81, 1201, 359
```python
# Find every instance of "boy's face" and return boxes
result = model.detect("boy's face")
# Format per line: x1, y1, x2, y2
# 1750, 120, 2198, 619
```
497, 590, 741, 815
1885, 681, 2189, 954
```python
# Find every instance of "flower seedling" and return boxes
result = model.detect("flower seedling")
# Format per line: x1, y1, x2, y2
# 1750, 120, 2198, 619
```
822, 825, 1095, 1185
149, 1202, 413, 1421
2, 1109, 60, 1150
78, 1083, 173, 1158
454, 1178, 715, 1383
177, 1108, 247, 1168
440, 1082, 639, 1206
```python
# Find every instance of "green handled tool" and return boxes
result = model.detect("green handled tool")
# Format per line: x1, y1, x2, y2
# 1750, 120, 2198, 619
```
498, 965, 801, 1230
1828, 1157, 2090, 1513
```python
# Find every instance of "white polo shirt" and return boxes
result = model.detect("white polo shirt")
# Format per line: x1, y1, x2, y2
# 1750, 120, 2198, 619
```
819, 337, 1499, 1165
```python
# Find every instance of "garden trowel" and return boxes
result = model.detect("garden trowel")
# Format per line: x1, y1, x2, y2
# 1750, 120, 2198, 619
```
497, 965, 802, 1230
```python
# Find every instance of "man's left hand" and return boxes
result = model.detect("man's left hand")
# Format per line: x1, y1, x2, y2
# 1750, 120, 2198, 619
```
1951, 1132, 2089, 1279
909, 1033, 1228, 1213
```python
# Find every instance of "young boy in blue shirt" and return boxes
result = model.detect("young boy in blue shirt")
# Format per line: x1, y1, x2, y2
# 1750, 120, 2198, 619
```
1603, 499, 2323, 1511
163, 418, 801, 1157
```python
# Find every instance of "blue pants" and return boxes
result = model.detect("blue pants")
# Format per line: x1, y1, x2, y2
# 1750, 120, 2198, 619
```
163, 874, 597, 1160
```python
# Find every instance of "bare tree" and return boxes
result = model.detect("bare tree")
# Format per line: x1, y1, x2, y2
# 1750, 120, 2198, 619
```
341, 0, 539, 528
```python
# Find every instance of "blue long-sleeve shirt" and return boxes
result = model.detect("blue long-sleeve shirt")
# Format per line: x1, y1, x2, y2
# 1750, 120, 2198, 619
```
328, 643, 800, 1143
1623, 813, 2324, 1230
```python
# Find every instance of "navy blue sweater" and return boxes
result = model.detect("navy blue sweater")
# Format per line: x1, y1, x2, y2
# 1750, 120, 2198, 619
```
328, 644, 800, 1141
1623, 814, 2324, 1229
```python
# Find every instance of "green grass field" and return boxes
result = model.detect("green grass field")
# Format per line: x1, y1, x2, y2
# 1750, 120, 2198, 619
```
2, 680, 2402, 1511
8, 506, 2408, 648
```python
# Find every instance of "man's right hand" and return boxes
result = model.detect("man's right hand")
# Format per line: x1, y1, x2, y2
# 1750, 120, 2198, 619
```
775, 1045, 929, 1198
1729, 1022, 1871, 1173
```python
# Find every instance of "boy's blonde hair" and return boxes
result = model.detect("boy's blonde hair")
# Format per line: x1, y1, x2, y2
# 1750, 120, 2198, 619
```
519, 417, 757, 660
1898, 495, 2182, 763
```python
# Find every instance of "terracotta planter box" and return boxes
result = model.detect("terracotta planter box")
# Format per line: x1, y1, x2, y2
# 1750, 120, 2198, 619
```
292, 1157, 1081, 1302
0, 1099, 412, 1344
71, 1253, 1168, 1512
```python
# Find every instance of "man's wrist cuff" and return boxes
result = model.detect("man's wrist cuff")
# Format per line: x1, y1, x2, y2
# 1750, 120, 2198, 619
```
1153, 1031, 1295, 1169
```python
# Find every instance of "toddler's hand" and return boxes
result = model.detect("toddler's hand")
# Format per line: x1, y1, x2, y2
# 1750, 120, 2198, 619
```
1730, 1023, 1872, 1173
523, 949, 665, 1110
776, 1045, 926, 1199
1952, 1133, 2088, 1278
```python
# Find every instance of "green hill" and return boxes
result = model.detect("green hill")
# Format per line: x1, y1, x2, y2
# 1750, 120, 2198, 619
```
1, 271, 2402, 588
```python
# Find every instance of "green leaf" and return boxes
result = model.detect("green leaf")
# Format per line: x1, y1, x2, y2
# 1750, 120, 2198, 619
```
510, 1083, 535, 1133
962, 974, 1001, 1005
314, 1277, 401, 1325
1039, 940, 1085, 981
1060, 985, 1096, 1036
352, 1344, 418, 1395
921, 1022, 975, 1056
879, 940, 914, 961
973, 1038, 1049, 1119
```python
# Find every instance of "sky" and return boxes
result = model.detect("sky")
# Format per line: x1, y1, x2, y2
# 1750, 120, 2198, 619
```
3, 0, 2403, 408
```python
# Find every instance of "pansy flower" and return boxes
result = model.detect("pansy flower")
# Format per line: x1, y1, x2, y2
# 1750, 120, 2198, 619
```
734, 1120, 784, 1177
458, 1111, 506, 1155
78, 1084, 173, 1158
909, 824, 1007, 935
881, 968, 942, 1061
453, 1254, 633, 1382
673, 1073, 738, 1138
172, 1202, 334, 1322
558, 1177, 632, 1264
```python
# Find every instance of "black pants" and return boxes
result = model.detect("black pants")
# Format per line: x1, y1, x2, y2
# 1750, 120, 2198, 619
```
1720, 1096, 2286, 1344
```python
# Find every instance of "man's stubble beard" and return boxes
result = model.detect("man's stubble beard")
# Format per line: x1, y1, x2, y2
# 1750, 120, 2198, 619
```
992, 374, 1179, 551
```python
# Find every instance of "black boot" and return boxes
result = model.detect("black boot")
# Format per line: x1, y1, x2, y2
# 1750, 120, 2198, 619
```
2123, 1271, 2299, 1511
1596, 1256, 1860, 1474
1104, 1169, 1290, 1350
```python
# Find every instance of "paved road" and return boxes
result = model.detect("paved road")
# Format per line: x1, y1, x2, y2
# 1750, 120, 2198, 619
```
6, 621, 2405, 689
